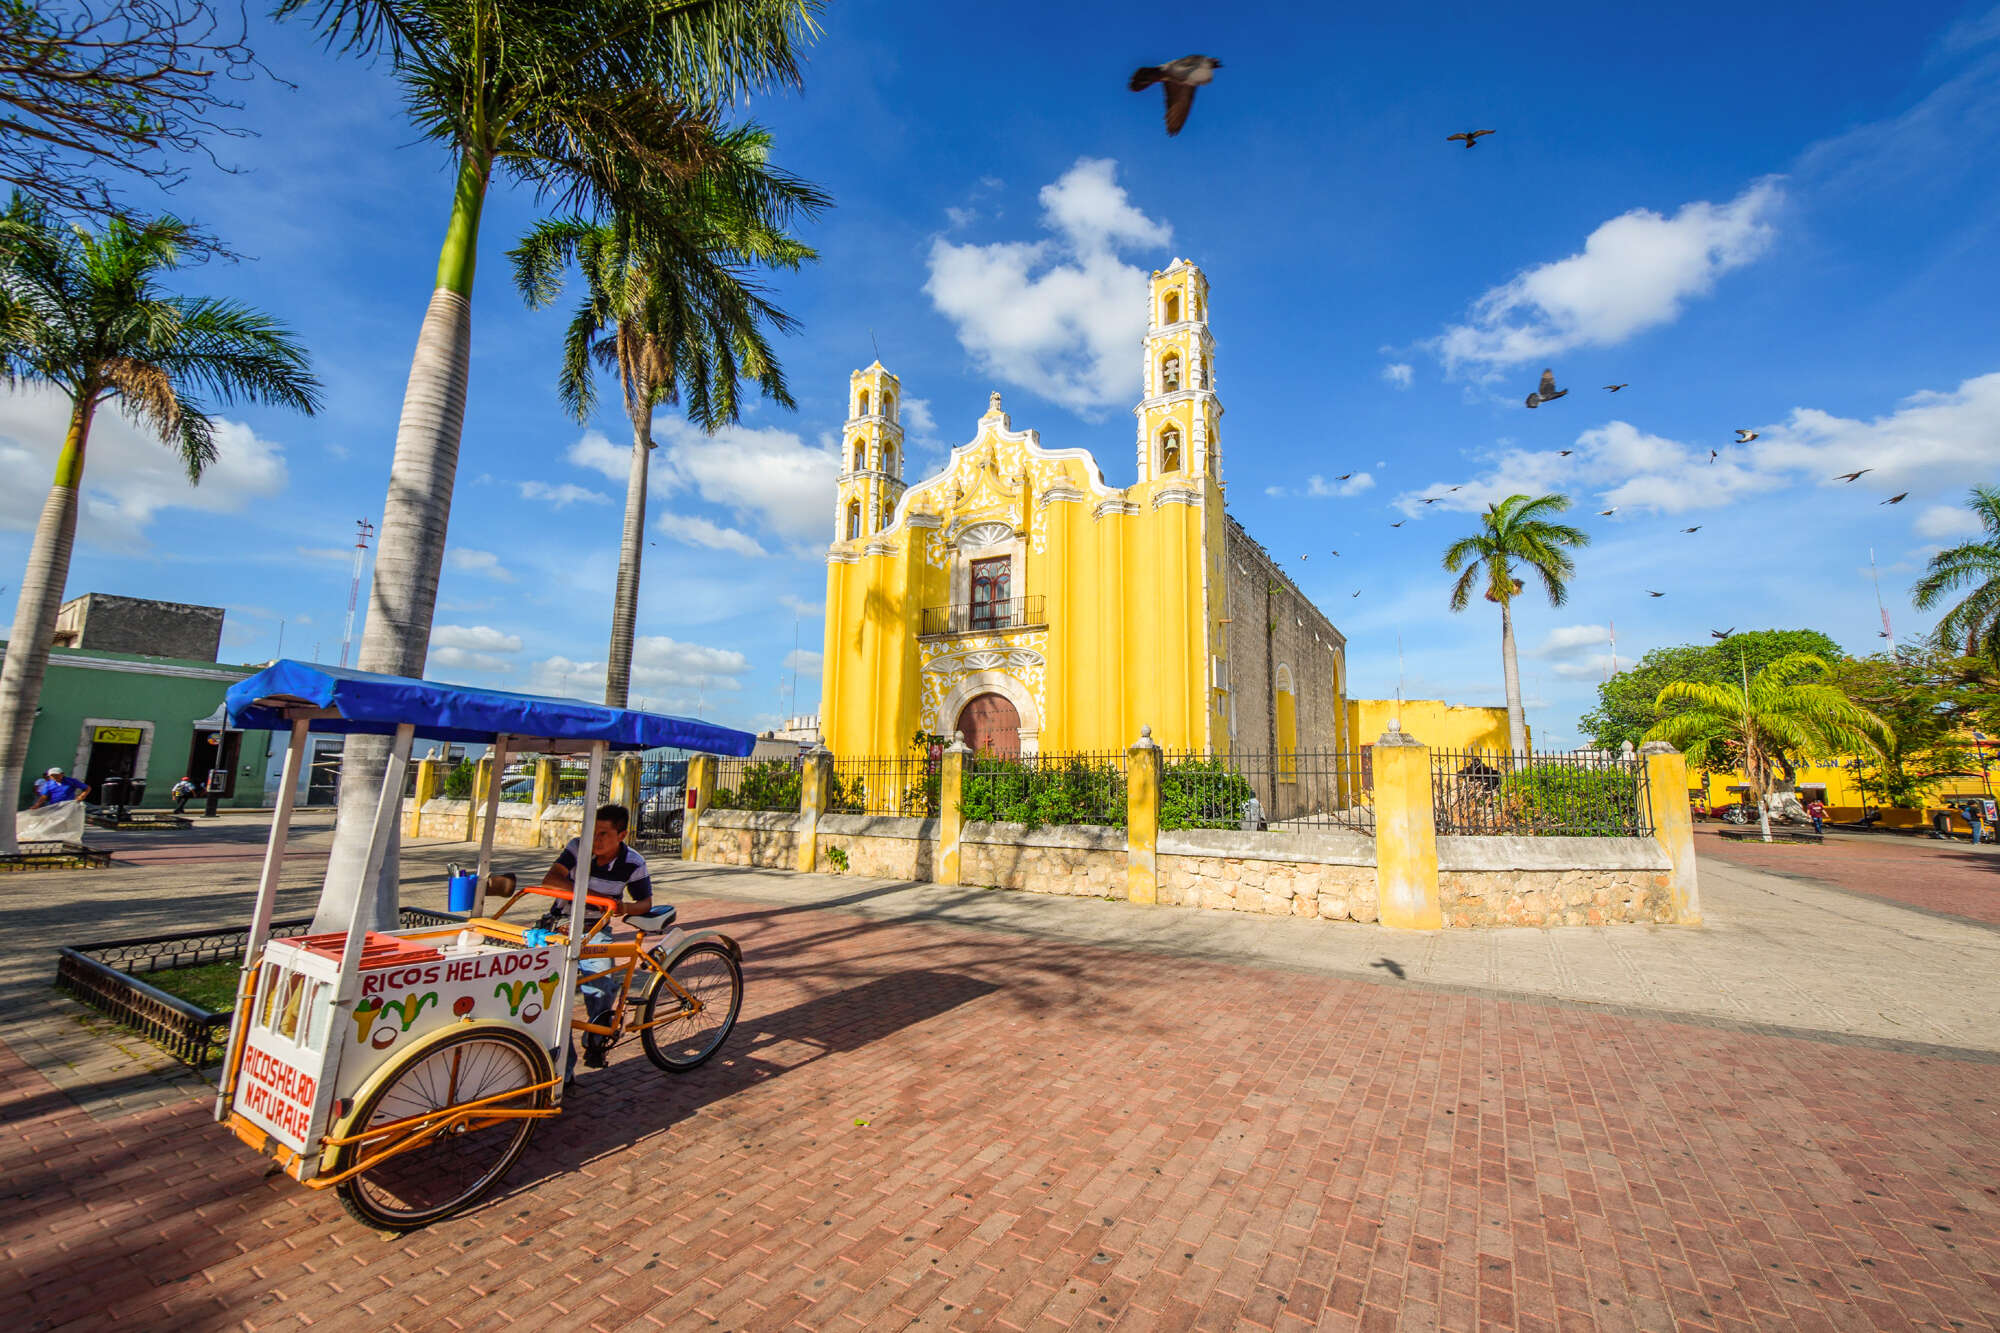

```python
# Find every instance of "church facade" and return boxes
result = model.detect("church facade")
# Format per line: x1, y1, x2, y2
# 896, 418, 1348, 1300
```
819, 260, 1348, 761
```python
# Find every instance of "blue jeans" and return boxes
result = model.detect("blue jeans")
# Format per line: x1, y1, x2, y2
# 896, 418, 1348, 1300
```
1811, 815, 1823, 834
564, 947, 619, 1079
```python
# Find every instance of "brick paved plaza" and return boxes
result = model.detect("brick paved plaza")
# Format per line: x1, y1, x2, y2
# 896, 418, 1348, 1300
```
2, 816, 1997, 1331
1695, 825, 2000, 928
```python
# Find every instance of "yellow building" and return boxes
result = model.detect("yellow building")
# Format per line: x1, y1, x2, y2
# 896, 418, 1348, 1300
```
820, 259, 1347, 760
1346, 699, 1521, 756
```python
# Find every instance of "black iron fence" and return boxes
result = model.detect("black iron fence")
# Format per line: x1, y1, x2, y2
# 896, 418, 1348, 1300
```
919, 595, 1047, 637
830, 754, 942, 817
960, 750, 1128, 828
714, 755, 806, 811
1159, 750, 1373, 832
1431, 750, 1652, 836
633, 752, 691, 850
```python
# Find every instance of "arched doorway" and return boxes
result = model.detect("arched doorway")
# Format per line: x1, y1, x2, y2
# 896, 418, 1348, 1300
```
956, 692, 1020, 758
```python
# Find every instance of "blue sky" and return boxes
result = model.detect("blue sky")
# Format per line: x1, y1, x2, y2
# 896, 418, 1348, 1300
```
3, 1, 1997, 747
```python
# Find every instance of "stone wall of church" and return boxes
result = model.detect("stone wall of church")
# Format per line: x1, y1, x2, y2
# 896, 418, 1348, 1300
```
1218, 515, 1346, 757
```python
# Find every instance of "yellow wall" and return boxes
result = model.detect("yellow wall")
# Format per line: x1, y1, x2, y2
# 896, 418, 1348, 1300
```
1347, 698, 1521, 753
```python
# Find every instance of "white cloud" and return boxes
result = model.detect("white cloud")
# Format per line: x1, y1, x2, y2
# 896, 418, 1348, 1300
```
1436, 180, 1783, 372
1914, 503, 1984, 541
0, 384, 289, 541
428, 624, 523, 675
656, 511, 768, 558
925, 157, 1170, 415
779, 593, 823, 618
529, 635, 752, 700
520, 480, 611, 508
1533, 624, 1617, 680
654, 419, 839, 547
784, 648, 823, 674
1309, 473, 1375, 498
1381, 363, 1414, 390
296, 545, 352, 562
446, 548, 515, 582
944, 206, 977, 230
567, 430, 629, 482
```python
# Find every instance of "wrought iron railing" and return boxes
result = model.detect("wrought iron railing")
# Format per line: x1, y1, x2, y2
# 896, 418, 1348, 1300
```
830, 754, 942, 817
960, 750, 1128, 828
919, 595, 1047, 637
633, 751, 691, 849
713, 755, 805, 812
1159, 750, 1373, 832
1431, 749, 1652, 836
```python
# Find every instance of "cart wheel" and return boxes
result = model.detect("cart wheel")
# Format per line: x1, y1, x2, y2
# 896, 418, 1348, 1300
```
640, 942, 742, 1073
331, 1026, 552, 1231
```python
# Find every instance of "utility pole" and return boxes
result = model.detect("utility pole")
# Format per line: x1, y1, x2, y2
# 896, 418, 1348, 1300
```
1607, 620, 1617, 681
1869, 548, 1894, 651
339, 519, 375, 668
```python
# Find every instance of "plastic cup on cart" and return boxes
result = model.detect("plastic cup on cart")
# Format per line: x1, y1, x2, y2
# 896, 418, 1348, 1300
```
448, 872, 479, 913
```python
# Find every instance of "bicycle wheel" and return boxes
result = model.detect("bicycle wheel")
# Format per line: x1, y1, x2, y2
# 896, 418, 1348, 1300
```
332, 1025, 551, 1230
640, 942, 742, 1072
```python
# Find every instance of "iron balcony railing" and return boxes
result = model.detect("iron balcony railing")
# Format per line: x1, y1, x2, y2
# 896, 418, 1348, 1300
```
919, 595, 1046, 637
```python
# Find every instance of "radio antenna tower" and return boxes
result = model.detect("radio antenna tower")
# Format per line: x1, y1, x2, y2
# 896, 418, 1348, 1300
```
339, 519, 375, 667
1869, 548, 1894, 651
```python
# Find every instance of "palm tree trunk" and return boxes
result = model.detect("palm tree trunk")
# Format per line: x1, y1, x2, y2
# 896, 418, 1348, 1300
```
0, 399, 93, 855
314, 148, 487, 932
1499, 598, 1527, 755
603, 392, 653, 709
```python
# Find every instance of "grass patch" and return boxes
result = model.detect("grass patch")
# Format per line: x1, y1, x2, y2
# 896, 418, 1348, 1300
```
137, 960, 240, 1012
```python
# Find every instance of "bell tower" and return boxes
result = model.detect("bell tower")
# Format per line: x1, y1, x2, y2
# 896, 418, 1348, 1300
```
834, 361, 906, 543
1134, 259, 1222, 484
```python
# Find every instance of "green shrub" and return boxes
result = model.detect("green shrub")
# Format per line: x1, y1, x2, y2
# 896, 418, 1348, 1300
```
959, 755, 1126, 829
1495, 763, 1642, 835
1158, 756, 1257, 831
714, 759, 802, 811
441, 759, 474, 799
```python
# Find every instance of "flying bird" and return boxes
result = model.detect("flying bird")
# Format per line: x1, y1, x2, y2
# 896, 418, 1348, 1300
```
1682, 526, 1702, 533
1878, 630, 1892, 638
1336, 472, 1353, 480
1524, 368, 1567, 408
1329, 550, 1340, 557
1446, 129, 1496, 148
1833, 469, 1872, 483
1604, 384, 1629, 392
1882, 492, 1908, 505
1448, 485, 1463, 492
1734, 429, 1759, 443
1129, 55, 1222, 136
1557, 450, 1574, 457
1711, 628, 1734, 639
1300, 554, 1308, 561
1351, 590, 1361, 598
1708, 450, 1718, 463
1390, 521, 1406, 528
1422, 497, 1442, 505
1597, 508, 1617, 516
1647, 590, 1665, 597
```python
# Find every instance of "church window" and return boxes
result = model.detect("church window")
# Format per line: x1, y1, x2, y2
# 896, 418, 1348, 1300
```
857, 389, 869, 418
1159, 425, 1182, 473
884, 444, 896, 475
885, 390, 897, 422
969, 556, 1011, 629
1276, 665, 1297, 783
1163, 291, 1179, 325
1161, 353, 1181, 393
846, 500, 862, 540
849, 437, 864, 472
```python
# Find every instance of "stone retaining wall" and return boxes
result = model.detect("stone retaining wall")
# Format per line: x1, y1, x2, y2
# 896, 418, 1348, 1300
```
817, 815, 937, 880
960, 823, 1127, 898
1155, 827, 1381, 920
695, 809, 803, 868
1436, 836, 1674, 926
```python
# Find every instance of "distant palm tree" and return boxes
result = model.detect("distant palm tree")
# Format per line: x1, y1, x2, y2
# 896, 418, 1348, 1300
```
1648, 652, 1891, 843
1912, 483, 2000, 664
508, 126, 823, 708
281, 0, 821, 929
1442, 493, 1590, 754
0, 199, 320, 853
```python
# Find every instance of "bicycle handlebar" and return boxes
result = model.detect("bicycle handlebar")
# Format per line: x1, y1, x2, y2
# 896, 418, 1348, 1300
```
521, 883, 620, 913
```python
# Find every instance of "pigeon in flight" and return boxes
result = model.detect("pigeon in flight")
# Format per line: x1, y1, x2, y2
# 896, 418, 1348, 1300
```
1604, 384, 1629, 392
1390, 521, 1406, 528
1711, 628, 1734, 640
1833, 469, 1872, 483
1329, 550, 1340, 557
1299, 554, 1308, 561
1597, 508, 1617, 516
1557, 450, 1574, 457
1708, 450, 1718, 463
1882, 492, 1909, 505
1682, 526, 1702, 533
1735, 429, 1759, 443
1647, 590, 1665, 598
1524, 369, 1567, 408
1446, 129, 1496, 148
1129, 55, 1222, 136
1422, 497, 1442, 505
1448, 485, 1463, 492
1351, 590, 1361, 598
1336, 472, 1353, 480
1878, 630, 1892, 638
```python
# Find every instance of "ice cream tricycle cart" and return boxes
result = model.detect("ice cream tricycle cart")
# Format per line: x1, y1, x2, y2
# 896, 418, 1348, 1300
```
211, 661, 756, 1229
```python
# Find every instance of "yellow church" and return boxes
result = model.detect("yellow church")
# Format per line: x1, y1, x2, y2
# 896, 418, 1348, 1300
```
818, 260, 1351, 762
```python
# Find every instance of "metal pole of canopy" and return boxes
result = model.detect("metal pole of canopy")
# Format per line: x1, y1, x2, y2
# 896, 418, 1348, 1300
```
333, 723, 416, 1007
551, 740, 606, 1108
215, 716, 309, 1120
475, 733, 509, 886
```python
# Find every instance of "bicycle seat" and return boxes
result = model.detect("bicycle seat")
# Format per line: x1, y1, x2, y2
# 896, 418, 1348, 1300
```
626, 905, 676, 933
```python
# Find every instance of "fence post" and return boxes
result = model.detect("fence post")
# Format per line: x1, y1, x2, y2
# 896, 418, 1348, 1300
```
1372, 727, 1441, 930
937, 733, 969, 885
468, 754, 494, 842
1126, 726, 1161, 905
608, 753, 641, 815
531, 755, 559, 845
405, 756, 441, 838
1640, 742, 1701, 924
683, 754, 716, 862
797, 748, 832, 872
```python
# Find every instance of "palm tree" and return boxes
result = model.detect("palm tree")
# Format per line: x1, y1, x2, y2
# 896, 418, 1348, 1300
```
1648, 652, 1892, 843
1913, 483, 2000, 664
508, 125, 823, 708
281, 0, 820, 928
0, 199, 321, 853
1442, 493, 1590, 754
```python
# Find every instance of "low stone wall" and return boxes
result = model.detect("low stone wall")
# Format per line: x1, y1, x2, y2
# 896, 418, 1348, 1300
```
960, 822, 1127, 898
1157, 828, 1379, 921
696, 809, 804, 868
817, 815, 937, 880
1437, 836, 1674, 926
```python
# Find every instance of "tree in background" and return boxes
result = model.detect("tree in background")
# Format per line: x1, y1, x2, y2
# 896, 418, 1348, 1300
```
282, 0, 822, 930
1442, 493, 1590, 754
508, 125, 823, 708
1648, 653, 1891, 843
1912, 483, 2000, 664
1580, 629, 1843, 752
1833, 647, 2000, 808
0, 198, 320, 853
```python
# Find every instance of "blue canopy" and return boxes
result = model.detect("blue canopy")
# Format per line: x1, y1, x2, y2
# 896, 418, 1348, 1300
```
225, 660, 757, 756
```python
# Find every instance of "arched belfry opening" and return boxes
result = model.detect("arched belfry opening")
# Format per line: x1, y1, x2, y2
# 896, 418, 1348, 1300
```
1163, 291, 1179, 325
1161, 353, 1181, 393
1159, 425, 1182, 473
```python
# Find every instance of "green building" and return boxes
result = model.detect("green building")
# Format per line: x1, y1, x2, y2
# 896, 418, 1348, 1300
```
3, 637, 272, 810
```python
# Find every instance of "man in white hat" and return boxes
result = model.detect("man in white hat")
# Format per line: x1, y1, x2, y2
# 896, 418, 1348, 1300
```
30, 766, 89, 809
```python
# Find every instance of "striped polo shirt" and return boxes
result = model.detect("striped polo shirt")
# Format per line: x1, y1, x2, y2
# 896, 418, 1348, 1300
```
553, 838, 653, 903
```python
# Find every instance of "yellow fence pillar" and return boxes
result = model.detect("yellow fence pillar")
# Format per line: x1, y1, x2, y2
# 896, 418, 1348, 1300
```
1641, 742, 1702, 924
937, 735, 969, 885
531, 756, 559, 845
405, 756, 442, 838
1126, 726, 1161, 905
608, 753, 641, 815
468, 754, 494, 842
1372, 728, 1441, 930
797, 749, 833, 872
683, 754, 716, 863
